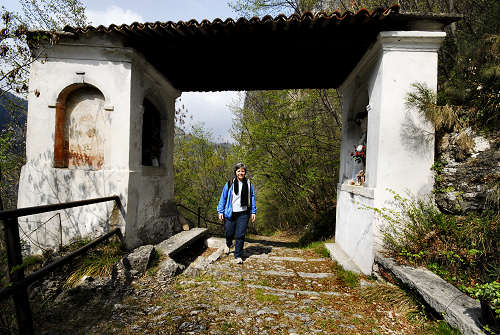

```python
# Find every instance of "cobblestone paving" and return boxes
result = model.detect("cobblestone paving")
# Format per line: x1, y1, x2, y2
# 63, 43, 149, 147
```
36, 235, 447, 335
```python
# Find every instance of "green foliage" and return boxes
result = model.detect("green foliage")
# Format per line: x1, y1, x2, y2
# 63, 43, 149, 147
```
298, 206, 336, 245
301, 240, 330, 258
228, 0, 323, 17
174, 126, 235, 231
0, 0, 87, 211
1, 0, 87, 95
255, 288, 280, 303
0, 125, 25, 209
368, 191, 499, 288
233, 89, 340, 234
332, 262, 359, 289
425, 320, 461, 335
465, 281, 500, 320
63, 239, 125, 289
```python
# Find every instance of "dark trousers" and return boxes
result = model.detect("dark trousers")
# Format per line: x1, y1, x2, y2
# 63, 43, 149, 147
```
225, 211, 249, 259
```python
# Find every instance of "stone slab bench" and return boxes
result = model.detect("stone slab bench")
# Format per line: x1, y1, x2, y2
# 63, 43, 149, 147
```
155, 228, 208, 257
375, 254, 485, 335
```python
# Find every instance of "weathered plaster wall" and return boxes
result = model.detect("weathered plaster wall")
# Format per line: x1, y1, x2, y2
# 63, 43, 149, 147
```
19, 40, 132, 253
334, 31, 445, 274
19, 33, 181, 252
125, 54, 179, 248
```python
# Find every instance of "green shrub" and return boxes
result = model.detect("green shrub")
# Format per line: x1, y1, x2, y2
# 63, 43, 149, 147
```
465, 281, 500, 321
63, 239, 125, 289
298, 208, 336, 247
367, 190, 499, 287
332, 262, 359, 289
301, 241, 330, 258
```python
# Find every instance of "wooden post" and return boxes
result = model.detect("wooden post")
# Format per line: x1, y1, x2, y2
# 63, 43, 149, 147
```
2, 218, 34, 335
197, 207, 201, 228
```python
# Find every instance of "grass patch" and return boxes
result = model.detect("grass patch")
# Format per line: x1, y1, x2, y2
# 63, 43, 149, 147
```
63, 239, 126, 289
366, 191, 499, 288
425, 320, 461, 335
255, 288, 280, 304
146, 249, 161, 275
332, 262, 359, 289
302, 241, 330, 258
255, 279, 270, 287
361, 283, 429, 324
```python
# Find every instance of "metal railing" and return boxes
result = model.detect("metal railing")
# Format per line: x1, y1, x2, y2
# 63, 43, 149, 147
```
175, 203, 256, 234
0, 196, 124, 335
176, 203, 222, 228
19, 212, 62, 252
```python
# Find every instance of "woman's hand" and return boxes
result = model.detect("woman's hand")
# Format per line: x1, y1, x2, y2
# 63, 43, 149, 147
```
251, 214, 256, 223
218, 213, 224, 222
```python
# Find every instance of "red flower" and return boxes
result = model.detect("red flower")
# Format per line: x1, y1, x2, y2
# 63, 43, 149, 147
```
361, 152, 364, 155
355, 152, 359, 156
350, 152, 353, 156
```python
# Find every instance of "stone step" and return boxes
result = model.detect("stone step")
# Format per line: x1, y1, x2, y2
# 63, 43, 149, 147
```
155, 228, 208, 256
249, 255, 325, 262
246, 284, 346, 297
375, 254, 484, 335
261, 270, 333, 279
177, 280, 346, 297
205, 236, 225, 248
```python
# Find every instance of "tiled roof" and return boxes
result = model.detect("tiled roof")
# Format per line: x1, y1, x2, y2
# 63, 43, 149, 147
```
60, 5, 459, 91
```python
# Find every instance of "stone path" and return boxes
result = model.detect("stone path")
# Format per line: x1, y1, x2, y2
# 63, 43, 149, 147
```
35, 235, 455, 335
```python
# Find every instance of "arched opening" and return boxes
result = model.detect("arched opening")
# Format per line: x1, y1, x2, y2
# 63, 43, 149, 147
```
54, 84, 105, 170
341, 87, 370, 186
142, 98, 162, 167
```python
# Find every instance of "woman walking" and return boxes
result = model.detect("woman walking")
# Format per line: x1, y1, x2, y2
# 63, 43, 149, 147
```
217, 163, 256, 264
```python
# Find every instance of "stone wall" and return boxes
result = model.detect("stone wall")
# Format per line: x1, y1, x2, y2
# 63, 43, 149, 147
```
435, 129, 499, 214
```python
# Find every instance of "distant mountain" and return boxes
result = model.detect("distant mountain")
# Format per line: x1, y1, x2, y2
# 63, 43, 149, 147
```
0, 90, 27, 131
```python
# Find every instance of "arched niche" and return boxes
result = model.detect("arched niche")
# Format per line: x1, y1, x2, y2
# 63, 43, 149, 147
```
54, 83, 106, 170
342, 86, 370, 185
141, 98, 162, 167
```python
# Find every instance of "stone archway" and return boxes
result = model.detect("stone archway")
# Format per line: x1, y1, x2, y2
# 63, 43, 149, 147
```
19, 8, 459, 258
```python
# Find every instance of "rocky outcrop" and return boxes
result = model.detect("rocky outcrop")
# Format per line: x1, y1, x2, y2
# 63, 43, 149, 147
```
435, 129, 499, 214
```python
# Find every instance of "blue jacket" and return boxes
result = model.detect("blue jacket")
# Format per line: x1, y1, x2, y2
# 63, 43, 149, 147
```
217, 180, 257, 219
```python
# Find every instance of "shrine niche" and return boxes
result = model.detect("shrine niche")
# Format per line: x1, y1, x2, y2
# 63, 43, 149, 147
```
54, 84, 106, 170
349, 108, 368, 186
142, 98, 162, 167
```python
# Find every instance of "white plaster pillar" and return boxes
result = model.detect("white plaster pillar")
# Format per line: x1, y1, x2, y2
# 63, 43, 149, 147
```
332, 31, 445, 275
368, 31, 445, 201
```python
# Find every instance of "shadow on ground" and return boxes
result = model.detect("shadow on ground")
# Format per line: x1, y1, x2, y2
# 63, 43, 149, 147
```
245, 237, 299, 249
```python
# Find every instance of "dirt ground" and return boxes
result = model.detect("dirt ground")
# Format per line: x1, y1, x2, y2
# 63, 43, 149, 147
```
31, 234, 457, 335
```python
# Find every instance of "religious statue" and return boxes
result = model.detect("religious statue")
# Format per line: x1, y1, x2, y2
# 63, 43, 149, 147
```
349, 109, 368, 185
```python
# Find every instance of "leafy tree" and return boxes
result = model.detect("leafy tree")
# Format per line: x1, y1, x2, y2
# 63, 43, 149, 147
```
0, 0, 87, 209
228, 0, 322, 17
174, 126, 236, 231
232, 89, 341, 237
1, 0, 87, 96
228, 0, 343, 238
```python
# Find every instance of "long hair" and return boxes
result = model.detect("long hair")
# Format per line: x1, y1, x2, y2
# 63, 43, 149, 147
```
233, 163, 249, 207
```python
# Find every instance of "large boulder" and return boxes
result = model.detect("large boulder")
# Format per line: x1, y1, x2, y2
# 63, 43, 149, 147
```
114, 245, 154, 282
156, 258, 184, 280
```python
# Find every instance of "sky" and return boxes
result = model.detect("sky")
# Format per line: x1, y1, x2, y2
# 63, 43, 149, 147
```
2, 0, 246, 143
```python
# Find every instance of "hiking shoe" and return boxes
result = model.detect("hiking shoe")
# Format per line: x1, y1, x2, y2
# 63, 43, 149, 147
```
234, 257, 243, 264
224, 246, 230, 255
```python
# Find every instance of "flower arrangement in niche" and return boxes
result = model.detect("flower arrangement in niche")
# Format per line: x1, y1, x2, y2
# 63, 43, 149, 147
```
350, 145, 366, 163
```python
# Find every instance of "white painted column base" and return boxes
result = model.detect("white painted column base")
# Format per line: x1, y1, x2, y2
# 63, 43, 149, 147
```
333, 31, 445, 275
